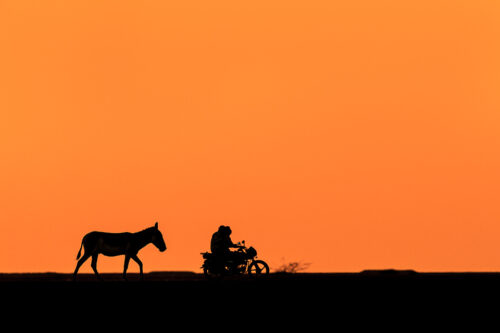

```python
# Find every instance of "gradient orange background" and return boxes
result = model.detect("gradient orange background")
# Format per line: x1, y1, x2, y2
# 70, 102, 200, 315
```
1, 0, 499, 273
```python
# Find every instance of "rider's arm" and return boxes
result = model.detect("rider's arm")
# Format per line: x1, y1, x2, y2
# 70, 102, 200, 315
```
227, 238, 241, 249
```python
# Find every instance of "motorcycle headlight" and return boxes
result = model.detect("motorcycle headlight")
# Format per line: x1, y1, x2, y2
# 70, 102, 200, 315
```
247, 247, 257, 257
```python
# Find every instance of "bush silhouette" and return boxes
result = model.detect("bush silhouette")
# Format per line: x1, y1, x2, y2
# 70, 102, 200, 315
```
275, 260, 311, 273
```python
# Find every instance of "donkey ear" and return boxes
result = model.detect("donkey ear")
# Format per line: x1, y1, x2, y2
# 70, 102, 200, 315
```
155, 222, 158, 229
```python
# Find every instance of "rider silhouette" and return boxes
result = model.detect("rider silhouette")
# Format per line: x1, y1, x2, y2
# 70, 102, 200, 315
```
210, 225, 241, 270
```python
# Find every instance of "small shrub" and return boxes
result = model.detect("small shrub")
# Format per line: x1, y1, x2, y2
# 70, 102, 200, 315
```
274, 260, 311, 273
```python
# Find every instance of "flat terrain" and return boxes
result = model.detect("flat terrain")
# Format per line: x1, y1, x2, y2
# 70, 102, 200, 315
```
2, 271, 499, 326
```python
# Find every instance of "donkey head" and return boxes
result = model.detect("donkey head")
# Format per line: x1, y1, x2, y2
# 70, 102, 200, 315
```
151, 222, 167, 252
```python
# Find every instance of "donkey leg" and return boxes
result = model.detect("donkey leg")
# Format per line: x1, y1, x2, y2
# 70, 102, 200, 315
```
123, 255, 130, 281
73, 253, 91, 281
131, 255, 144, 280
91, 254, 102, 281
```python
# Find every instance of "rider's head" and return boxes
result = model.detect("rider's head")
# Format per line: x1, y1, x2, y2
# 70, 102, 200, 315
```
218, 225, 232, 235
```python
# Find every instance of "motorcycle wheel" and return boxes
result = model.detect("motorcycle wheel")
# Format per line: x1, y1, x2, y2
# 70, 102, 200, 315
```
203, 266, 220, 279
248, 260, 270, 276
204, 265, 228, 279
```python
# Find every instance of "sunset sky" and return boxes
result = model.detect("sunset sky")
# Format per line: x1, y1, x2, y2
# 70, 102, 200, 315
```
1, 0, 499, 273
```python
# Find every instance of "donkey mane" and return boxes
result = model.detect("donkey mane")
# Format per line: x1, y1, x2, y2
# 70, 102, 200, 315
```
136, 226, 156, 234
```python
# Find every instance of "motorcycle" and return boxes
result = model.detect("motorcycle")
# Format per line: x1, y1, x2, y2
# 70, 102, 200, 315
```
201, 241, 269, 278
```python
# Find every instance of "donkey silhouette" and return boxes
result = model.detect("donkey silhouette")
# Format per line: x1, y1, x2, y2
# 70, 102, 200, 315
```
73, 222, 166, 281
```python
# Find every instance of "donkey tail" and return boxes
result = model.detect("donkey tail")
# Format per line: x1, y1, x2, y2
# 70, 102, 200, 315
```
76, 240, 83, 260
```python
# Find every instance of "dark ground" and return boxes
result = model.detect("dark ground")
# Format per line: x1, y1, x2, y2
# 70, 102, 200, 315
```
2, 271, 499, 328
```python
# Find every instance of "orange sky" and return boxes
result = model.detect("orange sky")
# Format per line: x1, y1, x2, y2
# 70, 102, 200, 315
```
1, 0, 499, 273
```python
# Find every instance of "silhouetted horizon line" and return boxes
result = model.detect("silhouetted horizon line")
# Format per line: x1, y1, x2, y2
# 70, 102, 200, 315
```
3, 269, 500, 275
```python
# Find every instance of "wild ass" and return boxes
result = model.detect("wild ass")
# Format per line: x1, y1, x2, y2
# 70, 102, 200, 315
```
73, 222, 166, 281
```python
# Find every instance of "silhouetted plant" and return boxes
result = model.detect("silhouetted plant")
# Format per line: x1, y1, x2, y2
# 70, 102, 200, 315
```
274, 260, 311, 273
